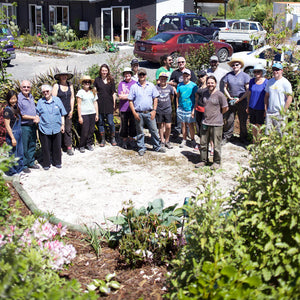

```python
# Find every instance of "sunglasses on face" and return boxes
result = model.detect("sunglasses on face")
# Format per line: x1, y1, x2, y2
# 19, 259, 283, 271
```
138, 73, 146, 76
232, 63, 240, 67
272, 68, 281, 72
253, 70, 262, 74
42, 90, 50, 94
178, 61, 185, 64
83, 81, 91, 84
22, 86, 31, 88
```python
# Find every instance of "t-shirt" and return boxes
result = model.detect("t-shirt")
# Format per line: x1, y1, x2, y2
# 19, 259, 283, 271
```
118, 79, 137, 112
202, 90, 228, 126
265, 77, 293, 114
223, 71, 250, 98
177, 81, 198, 112
195, 87, 208, 112
94, 77, 116, 114
156, 84, 174, 114
249, 78, 268, 110
76, 89, 98, 115
155, 66, 174, 80
3, 106, 17, 128
170, 69, 197, 85
206, 67, 227, 92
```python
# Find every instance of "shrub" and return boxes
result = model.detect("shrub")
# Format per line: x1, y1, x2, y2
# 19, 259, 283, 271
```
166, 109, 300, 298
53, 23, 77, 42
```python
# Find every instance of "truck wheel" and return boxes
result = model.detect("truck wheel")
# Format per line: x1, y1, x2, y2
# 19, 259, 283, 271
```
217, 48, 229, 62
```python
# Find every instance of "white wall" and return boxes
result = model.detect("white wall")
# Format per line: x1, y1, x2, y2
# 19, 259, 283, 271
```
156, 0, 185, 30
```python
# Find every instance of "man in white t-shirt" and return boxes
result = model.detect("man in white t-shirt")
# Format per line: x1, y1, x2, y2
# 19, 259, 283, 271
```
264, 62, 293, 135
206, 55, 227, 92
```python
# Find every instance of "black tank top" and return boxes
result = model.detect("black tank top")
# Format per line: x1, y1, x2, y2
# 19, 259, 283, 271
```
57, 82, 71, 113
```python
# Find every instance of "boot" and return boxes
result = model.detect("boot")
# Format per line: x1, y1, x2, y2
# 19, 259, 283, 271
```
111, 134, 117, 146
100, 133, 105, 147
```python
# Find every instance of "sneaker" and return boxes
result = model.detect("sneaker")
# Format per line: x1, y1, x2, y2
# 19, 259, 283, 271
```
79, 147, 85, 153
165, 142, 173, 149
23, 167, 31, 173
195, 162, 206, 168
87, 145, 94, 151
29, 164, 40, 169
55, 164, 62, 169
67, 148, 74, 156
179, 140, 187, 148
210, 163, 220, 170
138, 150, 145, 156
157, 147, 166, 153
43, 167, 50, 171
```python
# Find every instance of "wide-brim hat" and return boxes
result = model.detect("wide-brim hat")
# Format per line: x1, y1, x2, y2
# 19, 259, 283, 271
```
228, 58, 244, 68
122, 67, 133, 76
79, 75, 94, 84
253, 63, 266, 75
54, 71, 73, 81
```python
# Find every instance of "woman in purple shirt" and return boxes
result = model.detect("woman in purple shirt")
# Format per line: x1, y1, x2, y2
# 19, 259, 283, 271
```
117, 67, 137, 149
246, 64, 268, 142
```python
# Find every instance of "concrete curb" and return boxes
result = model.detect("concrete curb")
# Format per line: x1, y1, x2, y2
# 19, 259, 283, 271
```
8, 177, 88, 235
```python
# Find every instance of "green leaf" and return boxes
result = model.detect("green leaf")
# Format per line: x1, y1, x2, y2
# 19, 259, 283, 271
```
106, 216, 126, 225
262, 268, 271, 281
109, 281, 121, 289
99, 285, 111, 295
243, 275, 261, 287
221, 266, 238, 278
105, 273, 116, 282
290, 215, 297, 229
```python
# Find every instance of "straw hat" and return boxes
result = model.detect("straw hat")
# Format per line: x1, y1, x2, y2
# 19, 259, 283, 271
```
54, 69, 74, 81
228, 58, 244, 68
79, 75, 94, 84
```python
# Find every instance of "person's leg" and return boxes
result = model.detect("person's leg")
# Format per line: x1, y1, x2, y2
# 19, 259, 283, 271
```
223, 106, 235, 141
79, 115, 90, 148
107, 113, 116, 145
97, 113, 106, 146
237, 100, 248, 141
21, 126, 31, 168
157, 123, 164, 144
128, 111, 137, 138
199, 124, 209, 164
144, 113, 161, 151
135, 113, 146, 152
195, 111, 203, 137
165, 123, 171, 143
27, 125, 37, 167
52, 132, 62, 166
212, 126, 223, 164
14, 126, 24, 173
188, 122, 195, 141
64, 116, 72, 148
39, 131, 51, 168
87, 113, 96, 147
182, 122, 187, 140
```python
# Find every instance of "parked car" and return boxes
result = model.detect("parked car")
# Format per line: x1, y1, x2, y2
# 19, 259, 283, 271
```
231, 45, 299, 75
210, 19, 238, 31
218, 20, 266, 51
0, 26, 16, 65
157, 13, 219, 40
134, 31, 233, 63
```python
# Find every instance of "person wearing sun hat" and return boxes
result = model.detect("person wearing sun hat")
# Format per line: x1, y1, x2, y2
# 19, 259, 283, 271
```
246, 64, 268, 141
52, 69, 75, 155
223, 57, 250, 144
264, 62, 293, 135
76, 75, 98, 153
117, 67, 137, 149
155, 71, 175, 149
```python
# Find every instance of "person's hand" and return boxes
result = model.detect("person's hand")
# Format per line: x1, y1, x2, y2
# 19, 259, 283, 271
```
150, 110, 156, 120
78, 116, 83, 124
246, 108, 249, 114
95, 115, 99, 122
12, 138, 17, 147
133, 112, 140, 121
68, 111, 73, 119
61, 124, 65, 133
34, 115, 40, 123
191, 111, 195, 118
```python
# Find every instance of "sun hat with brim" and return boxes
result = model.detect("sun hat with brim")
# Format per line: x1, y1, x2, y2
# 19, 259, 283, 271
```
272, 62, 283, 70
79, 75, 94, 84
228, 58, 244, 68
54, 71, 73, 81
122, 67, 133, 76
158, 72, 169, 78
253, 64, 266, 75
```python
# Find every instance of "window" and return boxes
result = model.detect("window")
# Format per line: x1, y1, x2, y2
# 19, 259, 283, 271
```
192, 34, 208, 43
250, 23, 258, 30
0, 3, 17, 25
49, 5, 69, 32
178, 34, 193, 44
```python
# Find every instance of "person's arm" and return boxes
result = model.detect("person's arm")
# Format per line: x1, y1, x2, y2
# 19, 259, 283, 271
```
222, 106, 229, 114
77, 97, 83, 124
246, 90, 251, 114
52, 84, 58, 97
113, 92, 117, 111
264, 92, 269, 113
223, 82, 232, 100
61, 116, 65, 133
176, 92, 180, 109
129, 100, 140, 121
94, 100, 99, 122
4, 118, 16, 146
284, 95, 293, 112
69, 84, 75, 119
151, 97, 158, 120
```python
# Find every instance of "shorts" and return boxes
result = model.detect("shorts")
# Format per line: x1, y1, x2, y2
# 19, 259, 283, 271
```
156, 112, 172, 124
177, 107, 195, 124
248, 108, 265, 125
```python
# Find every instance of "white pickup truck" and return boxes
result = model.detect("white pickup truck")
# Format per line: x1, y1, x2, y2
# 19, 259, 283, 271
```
218, 21, 266, 51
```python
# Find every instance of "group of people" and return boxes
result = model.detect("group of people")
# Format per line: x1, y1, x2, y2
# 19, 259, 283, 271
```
3, 54, 293, 175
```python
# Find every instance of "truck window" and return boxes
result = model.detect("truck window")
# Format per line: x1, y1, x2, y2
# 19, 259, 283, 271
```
241, 22, 249, 30
250, 23, 258, 30
258, 23, 263, 31
161, 17, 180, 31
200, 18, 209, 26
232, 23, 240, 30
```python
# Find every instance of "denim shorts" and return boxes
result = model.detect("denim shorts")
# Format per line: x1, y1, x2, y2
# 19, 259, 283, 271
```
177, 107, 195, 123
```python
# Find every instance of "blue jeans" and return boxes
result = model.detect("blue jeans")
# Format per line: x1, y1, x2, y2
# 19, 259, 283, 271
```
135, 112, 161, 152
97, 113, 115, 134
21, 125, 37, 168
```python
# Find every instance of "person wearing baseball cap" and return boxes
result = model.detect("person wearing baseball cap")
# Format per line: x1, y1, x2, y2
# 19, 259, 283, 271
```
206, 55, 227, 92
223, 57, 250, 144
155, 72, 175, 149
131, 59, 139, 81
264, 62, 292, 135
128, 67, 166, 156
117, 67, 137, 149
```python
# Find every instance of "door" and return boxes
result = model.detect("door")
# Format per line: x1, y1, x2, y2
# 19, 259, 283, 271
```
101, 8, 112, 41
121, 6, 130, 43
29, 5, 43, 35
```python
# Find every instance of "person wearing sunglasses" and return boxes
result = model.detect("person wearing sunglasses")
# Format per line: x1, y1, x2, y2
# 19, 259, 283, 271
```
155, 55, 174, 83
223, 58, 250, 144
76, 75, 98, 153
264, 62, 293, 135
36, 84, 67, 170
17, 80, 40, 173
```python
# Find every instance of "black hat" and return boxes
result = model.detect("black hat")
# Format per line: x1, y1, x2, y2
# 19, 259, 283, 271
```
197, 70, 207, 77
131, 59, 139, 65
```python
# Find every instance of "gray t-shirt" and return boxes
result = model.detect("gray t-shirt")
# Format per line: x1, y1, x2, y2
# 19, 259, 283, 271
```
223, 71, 250, 98
156, 84, 174, 114
202, 90, 228, 126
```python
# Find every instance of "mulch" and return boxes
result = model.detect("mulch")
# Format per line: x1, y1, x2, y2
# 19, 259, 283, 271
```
6, 182, 167, 299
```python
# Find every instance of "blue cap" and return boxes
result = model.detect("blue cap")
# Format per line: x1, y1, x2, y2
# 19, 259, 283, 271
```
272, 62, 283, 69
